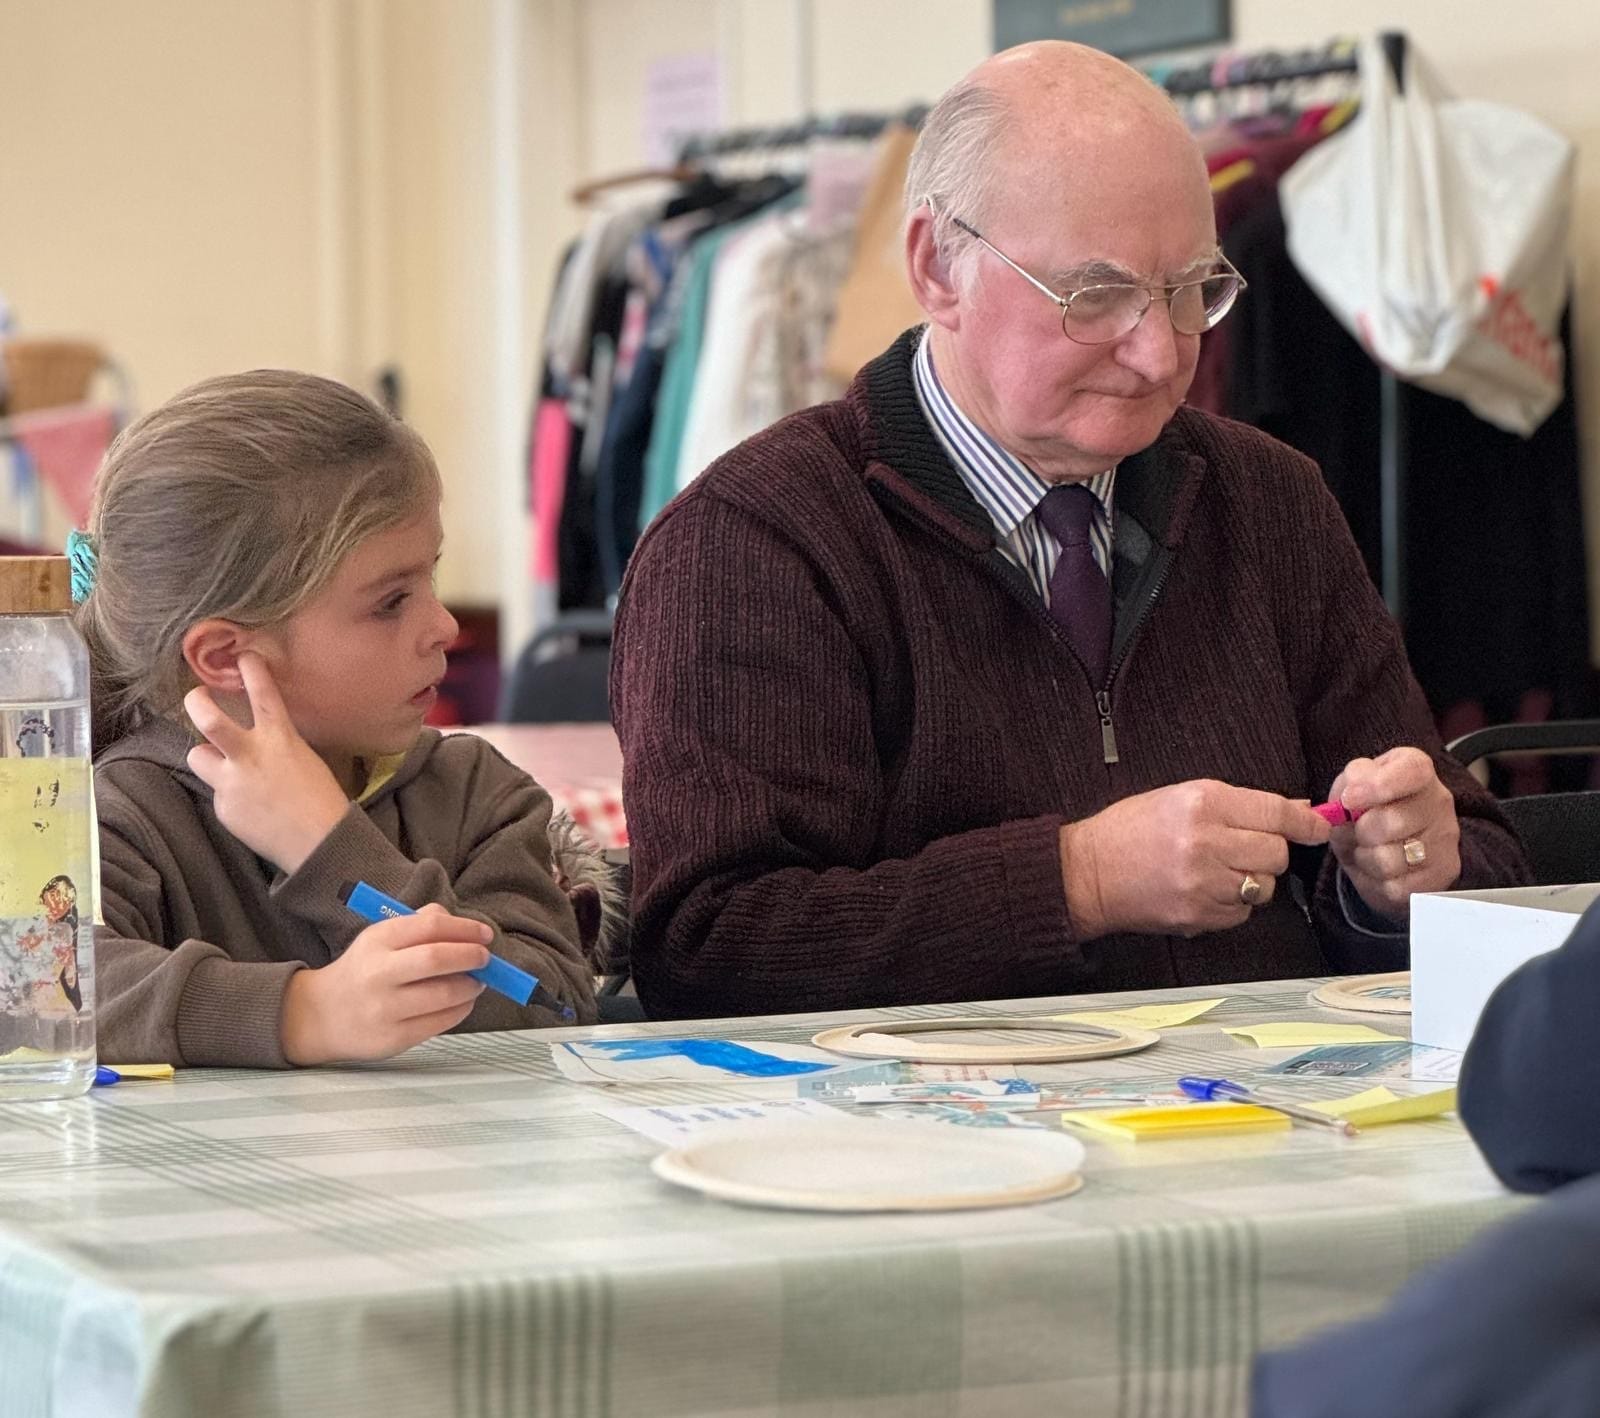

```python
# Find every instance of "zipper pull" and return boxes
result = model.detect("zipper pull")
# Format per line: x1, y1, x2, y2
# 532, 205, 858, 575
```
1096, 690, 1119, 765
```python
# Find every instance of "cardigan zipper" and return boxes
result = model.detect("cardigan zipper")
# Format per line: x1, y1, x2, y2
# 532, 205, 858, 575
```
865, 477, 1175, 764
1095, 690, 1118, 765
1094, 555, 1174, 765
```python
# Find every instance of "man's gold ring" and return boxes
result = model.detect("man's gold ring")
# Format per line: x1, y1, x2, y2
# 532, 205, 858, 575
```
1239, 873, 1264, 907
1403, 838, 1428, 868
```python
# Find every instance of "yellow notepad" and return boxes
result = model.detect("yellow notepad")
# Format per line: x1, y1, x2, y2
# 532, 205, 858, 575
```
1223, 1023, 1405, 1049
1309, 1086, 1457, 1127
1059, 1102, 1291, 1141
1055, 998, 1225, 1031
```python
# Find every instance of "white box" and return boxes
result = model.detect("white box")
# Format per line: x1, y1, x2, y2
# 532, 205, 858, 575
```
1410, 882, 1600, 1052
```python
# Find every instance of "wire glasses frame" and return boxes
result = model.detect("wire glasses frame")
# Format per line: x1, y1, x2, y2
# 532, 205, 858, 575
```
946, 214, 1248, 345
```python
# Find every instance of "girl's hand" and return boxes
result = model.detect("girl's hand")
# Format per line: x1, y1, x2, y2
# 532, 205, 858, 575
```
184, 651, 351, 874
280, 904, 492, 1064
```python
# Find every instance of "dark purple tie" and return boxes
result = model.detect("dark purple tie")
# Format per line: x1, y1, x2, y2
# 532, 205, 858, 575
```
1034, 484, 1111, 685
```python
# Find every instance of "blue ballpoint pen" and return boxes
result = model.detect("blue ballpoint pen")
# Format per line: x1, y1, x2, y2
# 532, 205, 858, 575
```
339, 880, 577, 1022
1178, 1075, 1358, 1136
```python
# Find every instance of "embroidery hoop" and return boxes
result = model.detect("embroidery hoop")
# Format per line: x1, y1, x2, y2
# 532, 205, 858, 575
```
811, 1016, 1160, 1064
1311, 971, 1413, 1015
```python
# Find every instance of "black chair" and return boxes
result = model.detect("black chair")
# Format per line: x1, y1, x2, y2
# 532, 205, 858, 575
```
500, 610, 613, 723
1448, 720, 1600, 886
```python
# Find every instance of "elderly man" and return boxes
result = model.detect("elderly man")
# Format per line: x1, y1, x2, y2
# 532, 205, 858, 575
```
612, 42, 1526, 1019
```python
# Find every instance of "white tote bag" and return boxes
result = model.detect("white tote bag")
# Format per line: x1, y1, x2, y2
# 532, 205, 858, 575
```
1280, 35, 1574, 436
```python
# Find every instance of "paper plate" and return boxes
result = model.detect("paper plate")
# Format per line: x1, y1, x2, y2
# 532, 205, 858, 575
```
651, 1115, 1087, 1212
811, 1015, 1160, 1064
1312, 972, 1413, 1015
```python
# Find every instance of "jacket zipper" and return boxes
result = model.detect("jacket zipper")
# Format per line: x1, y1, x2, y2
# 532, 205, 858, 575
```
866, 478, 1174, 765
1094, 556, 1173, 765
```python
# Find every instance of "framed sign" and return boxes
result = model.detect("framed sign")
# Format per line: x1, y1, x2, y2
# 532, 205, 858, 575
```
993, 0, 1231, 59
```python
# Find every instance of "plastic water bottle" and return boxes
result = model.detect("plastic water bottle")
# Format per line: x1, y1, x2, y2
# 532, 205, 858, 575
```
0, 556, 96, 1099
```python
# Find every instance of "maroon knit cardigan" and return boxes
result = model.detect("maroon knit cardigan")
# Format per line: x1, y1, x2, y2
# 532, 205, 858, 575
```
612, 330, 1529, 1019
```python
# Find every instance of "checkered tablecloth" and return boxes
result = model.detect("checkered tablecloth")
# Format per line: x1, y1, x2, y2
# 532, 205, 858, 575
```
550, 782, 628, 850
0, 979, 1520, 1418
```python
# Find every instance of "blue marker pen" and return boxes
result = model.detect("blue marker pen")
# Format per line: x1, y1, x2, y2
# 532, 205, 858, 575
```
338, 881, 576, 1021
1178, 1075, 1356, 1136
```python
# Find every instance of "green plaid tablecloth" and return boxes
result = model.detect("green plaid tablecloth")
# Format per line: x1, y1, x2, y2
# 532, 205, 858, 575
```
0, 980, 1519, 1418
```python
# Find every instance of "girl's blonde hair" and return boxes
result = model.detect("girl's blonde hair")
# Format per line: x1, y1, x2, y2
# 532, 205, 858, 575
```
76, 369, 441, 751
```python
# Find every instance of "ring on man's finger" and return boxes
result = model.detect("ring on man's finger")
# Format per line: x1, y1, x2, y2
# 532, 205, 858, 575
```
1239, 873, 1264, 907
1403, 838, 1427, 868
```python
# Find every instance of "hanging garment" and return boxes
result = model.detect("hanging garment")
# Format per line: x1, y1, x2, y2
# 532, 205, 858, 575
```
1224, 193, 1590, 725
638, 221, 749, 529
822, 124, 924, 386
771, 215, 857, 413
527, 397, 574, 634
675, 212, 796, 486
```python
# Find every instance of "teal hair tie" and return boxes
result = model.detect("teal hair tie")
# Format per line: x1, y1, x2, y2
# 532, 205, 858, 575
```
65, 530, 98, 603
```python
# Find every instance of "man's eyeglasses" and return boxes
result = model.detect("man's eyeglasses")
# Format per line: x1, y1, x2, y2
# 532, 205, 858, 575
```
946, 214, 1247, 346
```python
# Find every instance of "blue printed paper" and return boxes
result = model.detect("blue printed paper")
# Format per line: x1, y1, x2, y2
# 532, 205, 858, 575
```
553, 1037, 844, 1084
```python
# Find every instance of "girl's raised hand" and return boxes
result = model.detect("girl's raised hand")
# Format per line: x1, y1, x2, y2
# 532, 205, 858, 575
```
184, 651, 352, 873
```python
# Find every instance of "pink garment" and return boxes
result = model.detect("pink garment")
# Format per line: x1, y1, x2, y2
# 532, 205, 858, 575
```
10, 405, 117, 527
529, 398, 572, 584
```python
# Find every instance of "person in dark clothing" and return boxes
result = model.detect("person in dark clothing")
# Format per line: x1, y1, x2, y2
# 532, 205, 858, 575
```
1252, 899, 1600, 1416
1455, 893, 1600, 1192
1251, 1171, 1600, 1418
612, 41, 1528, 1020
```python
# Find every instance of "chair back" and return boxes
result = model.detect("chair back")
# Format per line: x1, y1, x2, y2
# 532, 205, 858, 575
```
1497, 793, 1600, 888
500, 611, 613, 723
1448, 720, 1600, 887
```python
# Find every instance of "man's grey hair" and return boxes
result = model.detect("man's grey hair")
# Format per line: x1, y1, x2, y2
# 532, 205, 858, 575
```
904, 79, 1012, 288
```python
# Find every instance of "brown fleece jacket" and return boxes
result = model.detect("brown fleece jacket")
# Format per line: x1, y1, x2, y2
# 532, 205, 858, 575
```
93, 722, 596, 1067
612, 328, 1530, 1020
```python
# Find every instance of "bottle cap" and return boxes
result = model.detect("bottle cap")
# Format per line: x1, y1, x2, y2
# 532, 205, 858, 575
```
0, 556, 74, 614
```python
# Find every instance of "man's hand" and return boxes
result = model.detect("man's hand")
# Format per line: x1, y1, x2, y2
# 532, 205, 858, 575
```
1060, 780, 1331, 939
280, 904, 492, 1065
184, 652, 352, 874
1329, 747, 1461, 919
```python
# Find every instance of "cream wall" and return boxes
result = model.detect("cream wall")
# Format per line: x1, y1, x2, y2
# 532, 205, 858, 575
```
0, 0, 563, 623
0, 1, 330, 397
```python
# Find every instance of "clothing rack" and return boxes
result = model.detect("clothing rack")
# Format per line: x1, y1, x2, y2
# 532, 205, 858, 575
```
675, 103, 928, 163
1158, 38, 1359, 96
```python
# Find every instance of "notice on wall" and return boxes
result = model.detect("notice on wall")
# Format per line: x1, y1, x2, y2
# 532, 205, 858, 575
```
643, 52, 723, 167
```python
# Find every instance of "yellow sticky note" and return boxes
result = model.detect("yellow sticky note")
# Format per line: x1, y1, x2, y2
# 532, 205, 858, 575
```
1059, 1102, 1290, 1141
1223, 1023, 1405, 1049
1309, 1086, 1457, 1127
111, 1063, 176, 1080
1056, 998, 1225, 1031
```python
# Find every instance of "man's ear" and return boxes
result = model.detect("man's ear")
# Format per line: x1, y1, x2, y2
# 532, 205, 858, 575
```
181, 620, 253, 693
905, 205, 963, 332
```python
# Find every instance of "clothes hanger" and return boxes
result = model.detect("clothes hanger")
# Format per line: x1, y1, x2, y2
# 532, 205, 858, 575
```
569, 164, 699, 208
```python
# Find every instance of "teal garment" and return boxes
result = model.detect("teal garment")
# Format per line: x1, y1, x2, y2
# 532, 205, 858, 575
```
639, 193, 804, 532
639, 228, 737, 531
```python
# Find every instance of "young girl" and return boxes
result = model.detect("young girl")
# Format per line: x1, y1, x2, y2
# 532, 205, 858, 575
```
75, 370, 597, 1068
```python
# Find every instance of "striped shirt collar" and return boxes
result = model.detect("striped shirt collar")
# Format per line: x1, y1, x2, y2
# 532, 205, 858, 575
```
911, 327, 1115, 540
